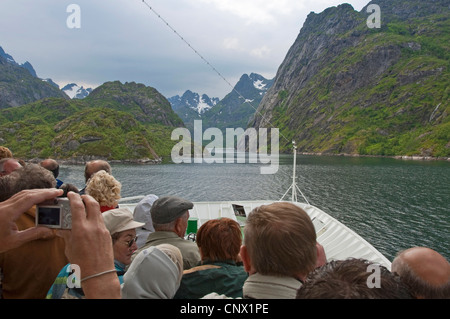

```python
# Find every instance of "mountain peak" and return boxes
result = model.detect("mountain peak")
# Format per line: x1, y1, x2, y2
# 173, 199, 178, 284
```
0, 45, 68, 108
169, 90, 219, 115
61, 83, 92, 99
231, 73, 273, 102
0, 46, 16, 64
248, 73, 272, 92
0, 46, 38, 78
85, 81, 183, 127
169, 72, 274, 132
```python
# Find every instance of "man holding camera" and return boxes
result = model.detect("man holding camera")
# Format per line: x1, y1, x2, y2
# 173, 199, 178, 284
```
0, 164, 68, 298
0, 187, 121, 299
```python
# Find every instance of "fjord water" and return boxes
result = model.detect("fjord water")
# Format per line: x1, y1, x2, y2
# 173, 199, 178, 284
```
60, 155, 449, 261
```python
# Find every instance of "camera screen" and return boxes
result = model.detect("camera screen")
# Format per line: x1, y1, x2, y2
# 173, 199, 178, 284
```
37, 207, 61, 226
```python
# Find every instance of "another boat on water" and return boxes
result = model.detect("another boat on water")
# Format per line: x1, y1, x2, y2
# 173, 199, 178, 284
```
119, 142, 392, 270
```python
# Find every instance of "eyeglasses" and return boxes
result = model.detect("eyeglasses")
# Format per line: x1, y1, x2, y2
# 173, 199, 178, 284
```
120, 236, 138, 248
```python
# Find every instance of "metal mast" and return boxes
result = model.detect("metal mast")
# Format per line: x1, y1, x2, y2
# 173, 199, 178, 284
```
280, 141, 310, 204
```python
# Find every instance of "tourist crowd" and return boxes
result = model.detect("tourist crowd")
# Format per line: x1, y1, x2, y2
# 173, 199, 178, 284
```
0, 146, 449, 299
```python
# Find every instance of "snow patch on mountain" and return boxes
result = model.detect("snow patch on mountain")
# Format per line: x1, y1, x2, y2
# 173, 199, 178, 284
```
169, 90, 219, 115
61, 83, 92, 99
196, 95, 214, 114
253, 79, 267, 90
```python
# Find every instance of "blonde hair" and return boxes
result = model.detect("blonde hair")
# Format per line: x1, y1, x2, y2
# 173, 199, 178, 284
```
85, 170, 121, 207
0, 146, 13, 159
244, 202, 317, 277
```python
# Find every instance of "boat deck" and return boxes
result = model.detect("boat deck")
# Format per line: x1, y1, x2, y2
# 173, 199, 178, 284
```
120, 199, 391, 270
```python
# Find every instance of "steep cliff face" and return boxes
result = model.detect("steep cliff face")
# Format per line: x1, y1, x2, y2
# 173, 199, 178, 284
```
0, 52, 69, 109
250, 0, 449, 157
252, 3, 363, 127
201, 73, 273, 132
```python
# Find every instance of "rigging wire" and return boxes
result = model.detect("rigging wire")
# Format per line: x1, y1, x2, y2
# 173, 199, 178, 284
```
140, 0, 309, 204
140, 0, 290, 143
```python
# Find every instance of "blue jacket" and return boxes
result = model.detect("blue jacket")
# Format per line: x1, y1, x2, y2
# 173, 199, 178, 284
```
46, 260, 125, 299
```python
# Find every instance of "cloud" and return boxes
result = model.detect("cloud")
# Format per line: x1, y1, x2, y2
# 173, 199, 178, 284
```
250, 45, 271, 58
0, 0, 371, 99
223, 37, 241, 50
196, 0, 305, 25
223, 38, 271, 59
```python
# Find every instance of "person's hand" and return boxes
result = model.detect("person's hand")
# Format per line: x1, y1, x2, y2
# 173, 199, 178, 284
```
0, 188, 63, 253
58, 192, 121, 298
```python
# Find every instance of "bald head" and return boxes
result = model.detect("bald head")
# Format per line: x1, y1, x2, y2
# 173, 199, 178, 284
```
84, 160, 111, 182
40, 159, 58, 170
392, 247, 450, 298
0, 158, 22, 177
40, 159, 59, 178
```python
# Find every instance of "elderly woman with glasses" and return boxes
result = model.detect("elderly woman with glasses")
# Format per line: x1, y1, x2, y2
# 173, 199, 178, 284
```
46, 208, 144, 299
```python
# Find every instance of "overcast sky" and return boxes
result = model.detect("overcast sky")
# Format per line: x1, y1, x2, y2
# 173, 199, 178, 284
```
0, 0, 370, 99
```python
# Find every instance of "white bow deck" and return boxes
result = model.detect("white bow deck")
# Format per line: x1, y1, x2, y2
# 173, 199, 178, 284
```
120, 198, 391, 270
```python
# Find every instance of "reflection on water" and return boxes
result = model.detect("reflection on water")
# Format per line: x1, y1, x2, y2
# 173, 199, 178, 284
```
60, 155, 450, 261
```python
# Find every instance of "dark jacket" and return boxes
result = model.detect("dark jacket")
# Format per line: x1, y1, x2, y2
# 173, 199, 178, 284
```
174, 260, 248, 299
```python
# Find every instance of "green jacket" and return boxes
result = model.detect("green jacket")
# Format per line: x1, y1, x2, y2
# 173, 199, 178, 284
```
135, 231, 201, 270
174, 260, 248, 299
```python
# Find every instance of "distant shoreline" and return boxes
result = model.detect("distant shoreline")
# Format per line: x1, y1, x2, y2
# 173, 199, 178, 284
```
24, 152, 449, 165
298, 152, 450, 161
26, 157, 163, 165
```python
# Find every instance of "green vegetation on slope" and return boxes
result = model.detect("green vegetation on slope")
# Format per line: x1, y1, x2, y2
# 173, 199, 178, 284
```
269, 10, 449, 157
0, 82, 183, 161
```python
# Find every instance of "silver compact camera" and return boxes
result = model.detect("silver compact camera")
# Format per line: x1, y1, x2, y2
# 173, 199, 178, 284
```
36, 197, 72, 229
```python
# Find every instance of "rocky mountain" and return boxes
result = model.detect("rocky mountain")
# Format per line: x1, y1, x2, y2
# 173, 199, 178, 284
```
43, 78, 61, 89
85, 81, 184, 127
0, 81, 184, 161
169, 90, 219, 130
249, 0, 449, 157
170, 73, 273, 132
203, 73, 273, 132
169, 90, 219, 115
0, 46, 68, 108
62, 83, 93, 99
0, 46, 37, 77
